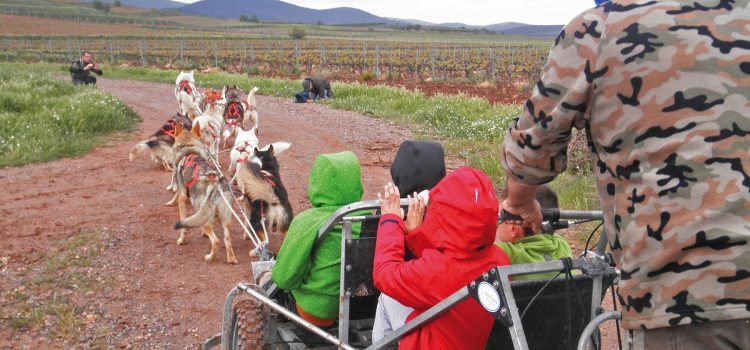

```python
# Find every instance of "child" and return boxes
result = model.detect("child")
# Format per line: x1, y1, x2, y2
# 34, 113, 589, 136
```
374, 167, 511, 349
272, 151, 364, 327
371, 140, 446, 341
496, 185, 573, 280
361, 140, 446, 236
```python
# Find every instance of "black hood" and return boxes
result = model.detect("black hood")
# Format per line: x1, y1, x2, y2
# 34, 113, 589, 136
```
390, 141, 446, 197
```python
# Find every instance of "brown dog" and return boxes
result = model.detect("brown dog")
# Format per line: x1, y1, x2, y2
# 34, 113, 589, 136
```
171, 123, 238, 264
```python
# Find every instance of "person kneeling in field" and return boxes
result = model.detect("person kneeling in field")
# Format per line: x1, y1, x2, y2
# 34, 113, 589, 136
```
374, 167, 511, 349
496, 185, 573, 281
272, 151, 364, 327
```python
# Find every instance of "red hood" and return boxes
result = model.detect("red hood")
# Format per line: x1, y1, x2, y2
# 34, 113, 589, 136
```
406, 167, 499, 259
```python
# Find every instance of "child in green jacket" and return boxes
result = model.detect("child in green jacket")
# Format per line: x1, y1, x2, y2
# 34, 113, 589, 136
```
495, 185, 573, 281
272, 151, 363, 327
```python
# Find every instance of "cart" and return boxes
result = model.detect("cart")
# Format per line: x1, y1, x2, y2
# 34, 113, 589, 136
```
203, 200, 621, 350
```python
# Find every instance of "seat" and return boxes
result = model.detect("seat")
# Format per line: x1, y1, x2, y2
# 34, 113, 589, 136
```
485, 273, 616, 350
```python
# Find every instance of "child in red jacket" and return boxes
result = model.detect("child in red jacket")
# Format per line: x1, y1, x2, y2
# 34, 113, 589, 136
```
374, 167, 511, 349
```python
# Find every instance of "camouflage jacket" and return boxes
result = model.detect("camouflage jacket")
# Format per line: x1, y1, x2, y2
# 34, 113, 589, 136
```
500, 0, 750, 330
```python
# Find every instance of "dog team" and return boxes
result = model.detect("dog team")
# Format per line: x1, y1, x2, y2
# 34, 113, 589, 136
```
129, 71, 292, 264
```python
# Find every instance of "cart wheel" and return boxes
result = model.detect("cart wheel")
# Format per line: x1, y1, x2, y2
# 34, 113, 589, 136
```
229, 287, 271, 350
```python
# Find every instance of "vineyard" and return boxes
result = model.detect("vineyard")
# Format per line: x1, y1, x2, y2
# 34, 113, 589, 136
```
1, 35, 551, 83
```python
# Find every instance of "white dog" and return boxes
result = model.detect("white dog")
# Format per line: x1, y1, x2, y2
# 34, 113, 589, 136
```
179, 91, 222, 157
222, 86, 260, 145
174, 71, 202, 111
228, 126, 260, 183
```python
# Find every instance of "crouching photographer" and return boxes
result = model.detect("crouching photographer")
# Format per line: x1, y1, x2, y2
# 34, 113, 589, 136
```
70, 51, 103, 86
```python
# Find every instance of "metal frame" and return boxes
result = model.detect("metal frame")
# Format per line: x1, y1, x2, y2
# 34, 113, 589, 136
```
204, 201, 618, 350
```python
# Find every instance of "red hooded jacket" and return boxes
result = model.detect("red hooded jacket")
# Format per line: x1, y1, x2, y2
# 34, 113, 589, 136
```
373, 167, 511, 349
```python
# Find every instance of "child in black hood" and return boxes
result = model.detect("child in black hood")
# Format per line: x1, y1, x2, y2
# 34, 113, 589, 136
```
362, 140, 446, 236
389, 140, 446, 197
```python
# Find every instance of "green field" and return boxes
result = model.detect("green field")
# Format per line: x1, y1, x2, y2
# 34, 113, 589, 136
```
0, 63, 140, 167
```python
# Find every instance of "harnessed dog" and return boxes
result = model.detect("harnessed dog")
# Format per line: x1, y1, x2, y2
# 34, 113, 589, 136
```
171, 122, 240, 264
236, 142, 293, 248
129, 112, 193, 171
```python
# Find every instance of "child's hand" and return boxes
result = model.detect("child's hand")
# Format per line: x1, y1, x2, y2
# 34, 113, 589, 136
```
405, 192, 426, 232
378, 182, 403, 218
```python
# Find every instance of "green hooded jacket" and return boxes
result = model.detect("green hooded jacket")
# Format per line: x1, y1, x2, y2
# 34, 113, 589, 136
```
497, 234, 573, 281
272, 151, 364, 319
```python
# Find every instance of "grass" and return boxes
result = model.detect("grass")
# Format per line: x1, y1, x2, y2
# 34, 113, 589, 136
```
0, 63, 141, 167
1, 231, 114, 345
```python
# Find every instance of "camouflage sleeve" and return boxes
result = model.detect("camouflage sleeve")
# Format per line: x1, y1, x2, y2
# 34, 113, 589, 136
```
500, 7, 606, 185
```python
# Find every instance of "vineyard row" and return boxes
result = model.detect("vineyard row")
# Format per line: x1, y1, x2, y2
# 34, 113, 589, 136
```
1, 37, 552, 82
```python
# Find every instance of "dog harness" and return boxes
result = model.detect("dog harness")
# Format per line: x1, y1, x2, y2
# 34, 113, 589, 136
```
234, 141, 257, 164
199, 123, 219, 143
261, 170, 277, 188
178, 80, 193, 95
162, 119, 177, 138
224, 101, 243, 127
182, 154, 201, 190
201, 89, 223, 110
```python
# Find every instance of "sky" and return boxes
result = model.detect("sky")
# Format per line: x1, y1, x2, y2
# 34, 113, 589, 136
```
171, 0, 595, 26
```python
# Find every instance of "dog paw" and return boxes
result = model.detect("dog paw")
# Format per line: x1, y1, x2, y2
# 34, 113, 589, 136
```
249, 248, 258, 256
177, 237, 186, 245
227, 256, 238, 265
204, 254, 215, 262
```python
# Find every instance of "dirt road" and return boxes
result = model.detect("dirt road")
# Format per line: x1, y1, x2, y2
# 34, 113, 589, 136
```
0, 78, 412, 348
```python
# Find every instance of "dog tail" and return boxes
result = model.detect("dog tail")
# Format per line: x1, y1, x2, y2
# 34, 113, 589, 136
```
247, 87, 259, 109
238, 167, 275, 204
129, 141, 149, 161
174, 183, 220, 230
261, 142, 291, 156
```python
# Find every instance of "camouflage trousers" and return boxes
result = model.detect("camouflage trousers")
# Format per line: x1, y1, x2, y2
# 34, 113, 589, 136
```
628, 318, 750, 350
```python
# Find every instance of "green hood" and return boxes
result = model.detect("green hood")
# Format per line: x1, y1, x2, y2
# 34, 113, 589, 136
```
308, 151, 363, 207
272, 151, 365, 319
497, 234, 573, 281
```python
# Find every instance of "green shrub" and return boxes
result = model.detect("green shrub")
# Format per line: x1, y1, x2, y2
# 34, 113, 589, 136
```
360, 71, 375, 81
289, 28, 306, 40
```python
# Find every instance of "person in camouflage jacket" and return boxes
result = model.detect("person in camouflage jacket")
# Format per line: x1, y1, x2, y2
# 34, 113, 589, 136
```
499, 0, 750, 348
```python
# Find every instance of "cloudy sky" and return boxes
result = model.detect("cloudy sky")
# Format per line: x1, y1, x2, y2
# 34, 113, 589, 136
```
172, 0, 595, 26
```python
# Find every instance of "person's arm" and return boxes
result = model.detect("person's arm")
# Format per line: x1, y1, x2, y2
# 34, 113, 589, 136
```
69, 60, 84, 74
373, 183, 443, 309
373, 213, 446, 309
92, 63, 103, 75
500, 7, 604, 230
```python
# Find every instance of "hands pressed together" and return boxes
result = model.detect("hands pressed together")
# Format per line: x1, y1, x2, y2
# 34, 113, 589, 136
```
378, 182, 426, 232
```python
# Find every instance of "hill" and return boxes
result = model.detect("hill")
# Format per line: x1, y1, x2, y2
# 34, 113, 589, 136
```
498, 24, 563, 38
179, 0, 393, 25
81, 0, 185, 9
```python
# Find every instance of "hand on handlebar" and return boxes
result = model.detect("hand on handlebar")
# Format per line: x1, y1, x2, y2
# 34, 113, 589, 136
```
405, 192, 426, 232
501, 198, 542, 233
378, 182, 403, 218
